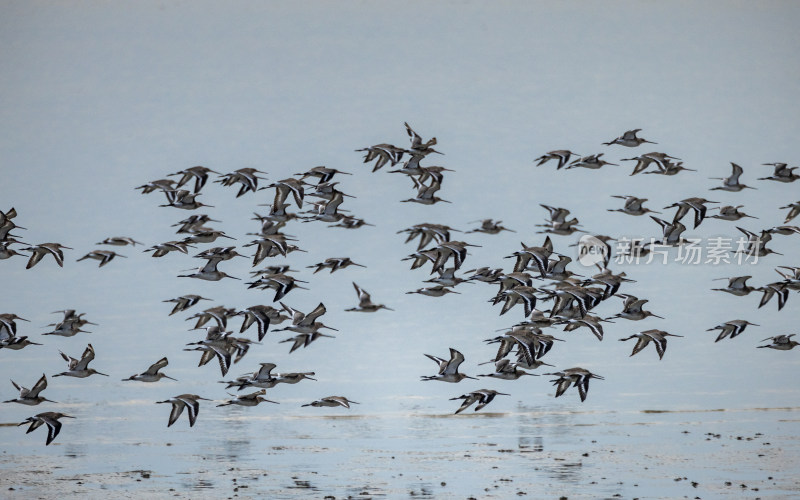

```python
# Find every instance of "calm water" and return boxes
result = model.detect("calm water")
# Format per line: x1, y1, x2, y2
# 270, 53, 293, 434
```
2, 1, 800, 498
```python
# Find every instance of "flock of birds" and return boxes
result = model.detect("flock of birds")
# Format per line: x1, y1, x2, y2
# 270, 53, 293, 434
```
2, 123, 799, 446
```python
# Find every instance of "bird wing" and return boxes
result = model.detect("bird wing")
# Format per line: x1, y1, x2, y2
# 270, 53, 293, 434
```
284, 334, 306, 353
209, 345, 232, 376
492, 337, 516, 363
252, 312, 270, 341
729, 162, 744, 185
199, 258, 220, 274
730, 276, 751, 289
28, 374, 48, 398
42, 415, 63, 445
145, 357, 169, 375
453, 394, 476, 414
444, 348, 466, 375
624, 197, 645, 211
650, 335, 667, 360
304, 303, 327, 325
494, 358, 512, 373
322, 192, 345, 215
281, 179, 304, 208
74, 344, 96, 371
628, 299, 648, 313
576, 376, 590, 402
178, 396, 201, 427
165, 399, 186, 427
424, 353, 448, 374
255, 363, 277, 380
629, 335, 651, 356
552, 377, 572, 398
26, 248, 46, 269
581, 318, 604, 341
325, 396, 350, 408
507, 333, 536, 364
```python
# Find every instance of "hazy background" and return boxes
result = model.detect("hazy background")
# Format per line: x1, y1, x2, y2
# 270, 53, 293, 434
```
1, 1, 799, 497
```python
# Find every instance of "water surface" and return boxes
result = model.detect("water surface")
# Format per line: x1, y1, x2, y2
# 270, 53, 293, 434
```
1, 1, 799, 498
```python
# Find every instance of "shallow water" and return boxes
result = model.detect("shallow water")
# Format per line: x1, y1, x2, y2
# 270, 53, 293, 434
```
3, 406, 799, 498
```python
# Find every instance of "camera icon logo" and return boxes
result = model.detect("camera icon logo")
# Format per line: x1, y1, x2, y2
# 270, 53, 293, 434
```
577, 235, 609, 267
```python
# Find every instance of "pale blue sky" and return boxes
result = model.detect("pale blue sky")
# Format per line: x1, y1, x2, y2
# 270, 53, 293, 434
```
1, 1, 799, 495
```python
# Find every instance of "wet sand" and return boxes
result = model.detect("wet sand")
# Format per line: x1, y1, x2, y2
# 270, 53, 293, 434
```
3, 407, 798, 499
2, 1, 800, 499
